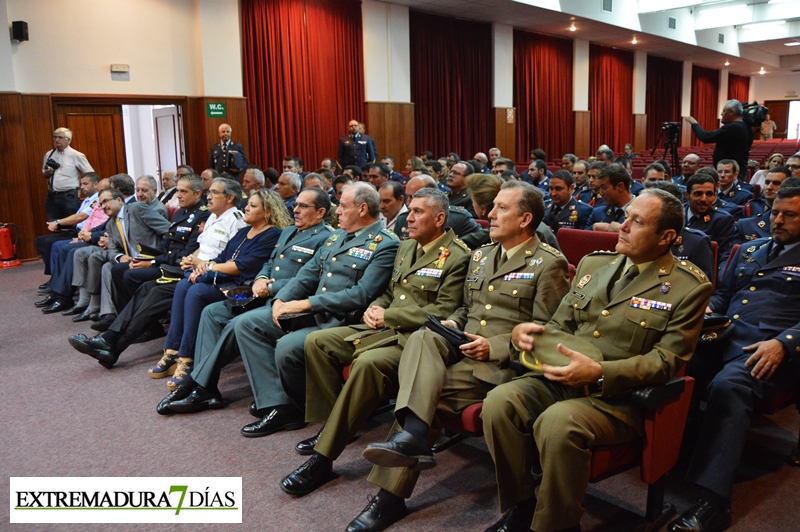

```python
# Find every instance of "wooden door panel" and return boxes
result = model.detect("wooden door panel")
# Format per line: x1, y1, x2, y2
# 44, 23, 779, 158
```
55, 104, 127, 178
764, 100, 790, 138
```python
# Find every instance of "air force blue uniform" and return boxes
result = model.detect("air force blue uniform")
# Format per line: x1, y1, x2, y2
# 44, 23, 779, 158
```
543, 198, 592, 234
685, 207, 735, 258
672, 227, 714, 281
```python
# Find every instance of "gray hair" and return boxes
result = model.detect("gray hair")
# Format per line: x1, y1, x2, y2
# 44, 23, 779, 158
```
637, 188, 684, 236
562, 153, 577, 164
410, 187, 449, 225
723, 99, 743, 117
303, 173, 324, 188
474, 152, 488, 164
212, 177, 244, 209
282, 172, 301, 192
344, 182, 380, 218
247, 168, 265, 186
136, 175, 158, 191
499, 181, 545, 235
178, 173, 204, 194
54, 127, 72, 140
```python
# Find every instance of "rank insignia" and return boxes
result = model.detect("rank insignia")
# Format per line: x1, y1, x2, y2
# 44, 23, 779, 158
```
374, 235, 383, 243
675, 236, 682, 245
758, 221, 766, 228
480, 258, 487, 266
661, 282, 671, 294
577, 275, 591, 289
525, 250, 532, 255
659, 267, 667, 274
473, 250, 482, 262
747, 246, 756, 253
529, 258, 543, 267
347, 247, 373, 260
327, 233, 341, 246
417, 268, 443, 278
569, 205, 576, 210
729, 191, 735, 197
704, 215, 710, 223
505, 272, 535, 281
368, 243, 378, 251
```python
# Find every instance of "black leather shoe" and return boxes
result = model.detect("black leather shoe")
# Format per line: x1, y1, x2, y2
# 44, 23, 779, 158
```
168, 387, 226, 414
72, 308, 95, 322
484, 500, 536, 532
668, 499, 731, 532
279, 454, 333, 496
248, 401, 271, 418
68, 333, 118, 365
62, 305, 87, 317
363, 430, 436, 471
90, 312, 101, 322
38, 283, 51, 294
35, 294, 58, 308
346, 493, 407, 532
42, 298, 74, 314
90, 314, 116, 332
295, 426, 324, 455
241, 405, 306, 438
157, 384, 195, 415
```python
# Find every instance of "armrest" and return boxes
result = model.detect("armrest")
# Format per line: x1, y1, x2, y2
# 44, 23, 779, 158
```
630, 377, 685, 412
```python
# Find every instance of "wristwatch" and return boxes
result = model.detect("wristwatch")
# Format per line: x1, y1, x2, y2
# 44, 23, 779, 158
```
586, 376, 604, 397
207, 262, 214, 271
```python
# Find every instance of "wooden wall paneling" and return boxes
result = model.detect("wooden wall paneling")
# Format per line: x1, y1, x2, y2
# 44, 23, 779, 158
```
574, 111, 591, 159
21, 95, 56, 260
633, 114, 647, 153
366, 102, 415, 171
765, 100, 791, 139
186, 97, 249, 172
55, 104, 127, 179
494, 108, 516, 162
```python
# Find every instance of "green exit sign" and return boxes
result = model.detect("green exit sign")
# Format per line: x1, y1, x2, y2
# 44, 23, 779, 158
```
207, 102, 226, 118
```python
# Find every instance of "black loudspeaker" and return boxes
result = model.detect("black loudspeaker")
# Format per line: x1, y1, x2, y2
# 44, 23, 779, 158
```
12, 21, 28, 42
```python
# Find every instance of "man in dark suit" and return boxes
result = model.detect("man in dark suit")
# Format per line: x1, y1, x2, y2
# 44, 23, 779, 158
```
209, 123, 248, 178
684, 173, 736, 258
484, 188, 712, 532
670, 186, 800, 532
543, 170, 592, 234
337, 120, 376, 171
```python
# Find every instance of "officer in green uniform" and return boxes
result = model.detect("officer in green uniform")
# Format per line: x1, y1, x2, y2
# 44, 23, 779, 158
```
342, 181, 571, 532
235, 183, 400, 437
482, 188, 712, 532
278, 188, 471, 497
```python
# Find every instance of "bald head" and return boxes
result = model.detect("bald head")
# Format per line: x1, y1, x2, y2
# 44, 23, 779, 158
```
405, 175, 438, 203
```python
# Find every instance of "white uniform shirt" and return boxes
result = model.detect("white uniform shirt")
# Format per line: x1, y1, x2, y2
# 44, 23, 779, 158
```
195, 206, 247, 260
42, 146, 94, 192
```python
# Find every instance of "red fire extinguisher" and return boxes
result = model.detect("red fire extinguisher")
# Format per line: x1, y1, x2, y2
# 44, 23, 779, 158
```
0, 223, 22, 269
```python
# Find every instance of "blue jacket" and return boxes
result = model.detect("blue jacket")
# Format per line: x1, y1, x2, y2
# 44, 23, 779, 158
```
543, 198, 592, 233
685, 207, 735, 257
672, 227, 714, 281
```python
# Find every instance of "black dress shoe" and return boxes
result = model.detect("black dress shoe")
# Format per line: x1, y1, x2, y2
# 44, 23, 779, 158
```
240, 405, 306, 438
668, 499, 731, 532
38, 282, 50, 290
484, 500, 536, 532
68, 333, 118, 365
280, 454, 333, 496
363, 429, 436, 471
62, 305, 87, 316
295, 426, 324, 455
346, 493, 407, 532
73, 308, 95, 322
90, 312, 100, 322
42, 298, 74, 314
248, 401, 271, 418
157, 384, 196, 415
90, 314, 116, 332
168, 387, 226, 414
38, 283, 52, 295
35, 294, 58, 308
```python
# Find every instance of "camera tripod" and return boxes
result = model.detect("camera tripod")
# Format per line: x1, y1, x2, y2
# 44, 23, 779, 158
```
650, 126, 680, 178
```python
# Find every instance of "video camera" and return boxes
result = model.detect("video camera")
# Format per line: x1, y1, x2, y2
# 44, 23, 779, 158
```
662, 121, 681, 132
741, 101, 768, 128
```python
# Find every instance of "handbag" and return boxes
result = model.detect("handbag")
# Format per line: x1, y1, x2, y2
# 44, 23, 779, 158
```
424, 314, 470, 348
277, 311, 317, 333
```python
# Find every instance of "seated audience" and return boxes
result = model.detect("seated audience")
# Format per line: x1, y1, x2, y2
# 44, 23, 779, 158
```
684, 173, 735, 258
378, 181, 407, 232
750, 153, 784, 189
241, 167, 265, 194
542, 170, 592, 233
135, 174, 169, 219
589, 163, 634, 231
277, 171, 301, 213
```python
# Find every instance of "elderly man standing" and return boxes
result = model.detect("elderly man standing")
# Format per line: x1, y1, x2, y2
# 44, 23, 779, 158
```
42, 127, 95, 221
209, 123, 248, 178
484, 188, 712, 532
346, 181, 570, 532
686, 100, 753, 173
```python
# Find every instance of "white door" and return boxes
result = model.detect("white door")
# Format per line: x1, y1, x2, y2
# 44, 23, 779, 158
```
153, 105, 184, 181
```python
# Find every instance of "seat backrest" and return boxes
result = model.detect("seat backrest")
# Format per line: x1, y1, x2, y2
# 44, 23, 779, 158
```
721, 243, 740, 280
557, 228, 619, 267
476, 219, 489, 229
711, 240, 718, 287
167, 206, 179, 221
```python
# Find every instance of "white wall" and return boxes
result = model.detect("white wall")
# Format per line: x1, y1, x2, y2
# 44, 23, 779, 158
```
751, 74, 800, 102
5, 0, 242, 96
573, 39, 589, 112
0, 0, 15, 91
493, 24, 513, 108
362, 0, 411, 103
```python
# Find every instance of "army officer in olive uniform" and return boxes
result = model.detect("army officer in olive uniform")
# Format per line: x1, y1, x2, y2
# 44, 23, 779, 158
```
235, 183, 400, 437
279, 188, 471, 497
157, 188, 333, 415
342, 181, 570, 532
482, 189, 712, 532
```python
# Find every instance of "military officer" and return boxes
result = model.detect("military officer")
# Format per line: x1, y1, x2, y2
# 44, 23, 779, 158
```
278, 188, 471, 497
543, 170, 592, 234
337, 120, 376, 170
671, 187, 800, 532
445, 162, 477, 218
717, 159, 753, 207
343, 181, 570, 532
209, 123, 248, 178
742, 165, 790, 218
589, 164, 633, 230
684, 173, 736, 258
483, 189, 712, 532
156, 188, 333, 413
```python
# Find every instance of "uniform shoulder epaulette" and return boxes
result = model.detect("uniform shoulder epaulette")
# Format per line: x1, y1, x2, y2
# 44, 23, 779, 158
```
324, 224, 335, 231
380, 228, 399, 240
674, 258, 709, 283
450, 205, 468, 214
199, 205, 208, 211
588, 249, 617, 255
451, 237, 471, 253
539, 242, 561, 256
234, 211, 244, 219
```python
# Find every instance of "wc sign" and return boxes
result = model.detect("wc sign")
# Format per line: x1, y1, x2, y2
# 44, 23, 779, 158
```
207, 103, 226, 118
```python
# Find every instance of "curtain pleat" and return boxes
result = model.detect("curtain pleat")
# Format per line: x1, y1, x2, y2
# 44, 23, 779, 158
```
728, 73, 751, 104
589, 44, 634, 154
241, 0, 364, 169
645, 55, 683, 150
690, 65, 720, 146
514, 29, 574, 162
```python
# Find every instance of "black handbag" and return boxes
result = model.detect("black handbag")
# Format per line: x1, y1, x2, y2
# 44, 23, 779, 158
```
424, 314, 470, 348
277, 311, 317, 333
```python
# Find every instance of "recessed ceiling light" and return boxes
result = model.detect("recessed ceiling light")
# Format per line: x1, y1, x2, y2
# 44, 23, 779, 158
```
742, 20, 786, 30
760, 67, 766, 75
631, 36, 638, 44
569, 24, 576, 32
785, 42, 800, 47
725, 60, 730, 66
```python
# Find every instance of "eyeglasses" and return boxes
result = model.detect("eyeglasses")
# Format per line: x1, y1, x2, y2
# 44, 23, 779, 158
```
52, 136, 68, 140
99, 198, 116, 206
207, 189, 226, 196
788, 164, 800, 170
294, 202, 315, 210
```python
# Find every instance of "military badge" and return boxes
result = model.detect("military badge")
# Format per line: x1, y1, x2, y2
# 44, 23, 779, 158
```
630, 297, 672, 311
659, 267, 667, 274
569, 212, 578, 223
703, 215, 710, 223
187, 213, 195, 223
434, 248, 450, 268
505, 272, 535, 281
374, 235, 383, 243
473, 250, 482, 262
577, 274, 591, 288
661, 282, 671, 294
417, 268, 443, 278
758, 220, 766, 228
348, 247, 373, 260
480, 258, 487, 266
368, 243, 378, 251
747, 246, 756, 253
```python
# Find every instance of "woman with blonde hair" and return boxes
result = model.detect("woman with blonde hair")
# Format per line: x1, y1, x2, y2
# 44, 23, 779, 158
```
466, 173, 504, 220
750, 152, 784, 188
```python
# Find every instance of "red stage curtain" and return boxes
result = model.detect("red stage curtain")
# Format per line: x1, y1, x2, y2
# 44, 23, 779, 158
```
589, 44, 634, 155
645, 55, 683, 150
514, 29, 574, 162
409, 10, 492, 159
691, 65, 720, 146
241, 0, 364, 169
728, 73, 751, 104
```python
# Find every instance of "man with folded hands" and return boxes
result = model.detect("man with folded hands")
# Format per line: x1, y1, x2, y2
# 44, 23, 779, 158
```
482, 188, 712, 532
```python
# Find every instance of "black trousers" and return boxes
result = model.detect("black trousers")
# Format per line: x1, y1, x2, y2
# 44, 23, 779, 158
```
110, 263, 161, 312
44, 190, 81, 221
108, 281, 177, 354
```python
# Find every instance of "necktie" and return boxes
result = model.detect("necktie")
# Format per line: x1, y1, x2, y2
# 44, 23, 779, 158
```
496, 251, 508, 270
551, 206, 562, 219
610, 264, 639, 300
768, 243, 784, 263
614, 208, 625, 223
415, 245, 425, 264
115, 217, 130, 257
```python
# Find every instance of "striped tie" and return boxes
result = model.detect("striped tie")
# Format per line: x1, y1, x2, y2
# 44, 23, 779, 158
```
115, 217, 130, 256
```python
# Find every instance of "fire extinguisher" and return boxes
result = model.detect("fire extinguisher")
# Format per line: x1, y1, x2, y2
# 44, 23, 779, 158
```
0, 223, 22, 269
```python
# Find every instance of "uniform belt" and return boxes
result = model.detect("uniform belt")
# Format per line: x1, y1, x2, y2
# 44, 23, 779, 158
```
50, 188, 79, 195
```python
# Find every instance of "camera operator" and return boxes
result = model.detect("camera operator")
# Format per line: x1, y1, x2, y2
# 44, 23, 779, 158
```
685, 99, 753, 176
42, 127, 95, 221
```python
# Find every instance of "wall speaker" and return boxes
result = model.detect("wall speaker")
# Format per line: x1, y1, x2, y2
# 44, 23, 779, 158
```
12, 21, 28, 42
